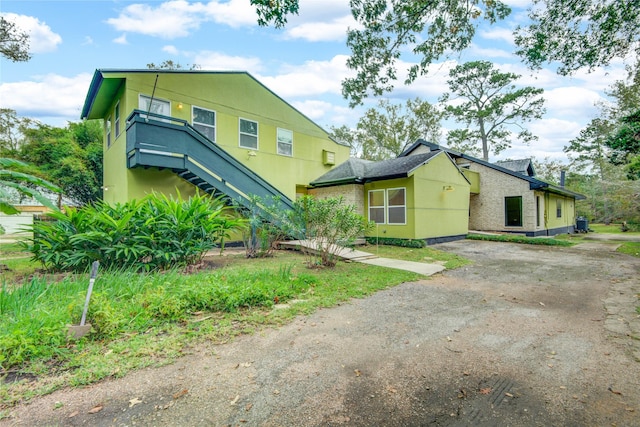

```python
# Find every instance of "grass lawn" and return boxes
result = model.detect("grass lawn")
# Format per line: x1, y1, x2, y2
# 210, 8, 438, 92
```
0, 244, 466, 411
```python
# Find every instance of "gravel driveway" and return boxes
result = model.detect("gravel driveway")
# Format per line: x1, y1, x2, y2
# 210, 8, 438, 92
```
3, 239, 639, 426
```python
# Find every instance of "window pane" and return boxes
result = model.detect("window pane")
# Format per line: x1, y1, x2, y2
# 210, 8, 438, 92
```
139, 96, 170, 121
388, 207, 405, 224
369, 207, 385, 224
240, 133, 258, 149
369, 190, 384, 207
388, 188, 405, 206
240, 119, 257, 135
194, 124, 215, 141
194, 107, 215, 126
277, 128, 293, 156
278, 141, 292, 156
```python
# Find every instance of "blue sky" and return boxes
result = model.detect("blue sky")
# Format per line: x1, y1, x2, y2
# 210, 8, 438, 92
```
0, 0, 633, 163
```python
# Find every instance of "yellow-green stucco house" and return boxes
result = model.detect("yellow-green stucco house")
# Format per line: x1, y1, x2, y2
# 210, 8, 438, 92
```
80, 69, 475, 245
400, 140, 586, 237
309, 151, 472, 244
80, 69, 350, 210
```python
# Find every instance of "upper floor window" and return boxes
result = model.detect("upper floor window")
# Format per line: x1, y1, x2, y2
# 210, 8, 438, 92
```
193, 106, 216, 142
239, 118, 258, 149
114, 101, 120, 137
106, 116, 112, 148
139, 95, 170, 122
277, 128, 293, 156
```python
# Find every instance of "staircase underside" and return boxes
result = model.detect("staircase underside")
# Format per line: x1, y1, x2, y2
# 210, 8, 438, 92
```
125, 110, 294, 213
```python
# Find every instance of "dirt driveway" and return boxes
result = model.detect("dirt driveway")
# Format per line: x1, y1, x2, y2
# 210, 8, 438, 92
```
2, 239, 640, 426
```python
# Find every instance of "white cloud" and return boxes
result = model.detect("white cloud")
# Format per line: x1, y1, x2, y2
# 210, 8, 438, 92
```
543, 86, 604, 121
106, 1, 208, 39
291, 100, 334, 121
258, 55, 350, 98
82, 36, 94, 46
479, 28, 515, 45
194, 51, 263, 72
2, 13, 62, 53
467, 43, 515, 59
283, 15, 354, 42
113, 34, 128, 45
203, 0, 257, 28
163, 45, 180, 55
0, 73, 93, 122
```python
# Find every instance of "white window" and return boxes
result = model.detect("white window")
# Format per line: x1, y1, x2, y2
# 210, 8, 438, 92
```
193, 106, 216, 142
368, 188, 406, 225
277, 128, 293, 156
106, 116, 111, 148
114, 101, 120, 137
139, 95, 170, 122
387, 188, 406, 224
368, 190, 385, 224
239, 118, 258, 149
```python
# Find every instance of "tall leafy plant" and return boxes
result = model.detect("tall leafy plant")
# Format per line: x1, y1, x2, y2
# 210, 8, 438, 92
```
23, 192, 244, 272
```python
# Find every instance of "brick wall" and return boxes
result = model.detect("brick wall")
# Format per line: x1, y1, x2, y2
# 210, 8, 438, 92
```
466, 162, 536, 232
309, 184, 365, 216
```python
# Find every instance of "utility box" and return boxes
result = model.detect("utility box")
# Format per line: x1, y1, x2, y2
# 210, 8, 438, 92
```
576, 216, 589, 233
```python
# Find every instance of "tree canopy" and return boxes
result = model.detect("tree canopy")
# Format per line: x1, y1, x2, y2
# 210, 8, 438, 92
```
329, 97, 443, 160
440, 61, 545, 161
0, 16, 31, 62
252, 0, 639, 106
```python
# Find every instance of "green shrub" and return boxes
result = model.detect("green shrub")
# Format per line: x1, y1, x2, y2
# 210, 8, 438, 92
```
365, 237, 426, 248
466, 233, 573, 246
22, 192, 245, 272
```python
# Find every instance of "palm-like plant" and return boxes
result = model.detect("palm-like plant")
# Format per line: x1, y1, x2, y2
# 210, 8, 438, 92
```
0, 157, 60, 215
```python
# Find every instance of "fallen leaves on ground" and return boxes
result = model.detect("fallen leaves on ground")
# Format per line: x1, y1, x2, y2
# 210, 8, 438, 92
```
479, 388, 492, 395
173, 389, 188, 399
129, 397, 143, 408
88, 405, 103, 414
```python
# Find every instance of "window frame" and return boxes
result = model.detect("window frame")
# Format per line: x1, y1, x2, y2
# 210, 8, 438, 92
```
277, 128, 293, 157
368, 189, 386, 224
114, 101, 120, 137
556, 199, 562, 218
138, 94, 171, 122
386, 187, 406, 225
368, 187, 407, 225
105, 116, 112, 148
239, 117, 259, 149
504, 196, 523, 227
192, 105, 216, 143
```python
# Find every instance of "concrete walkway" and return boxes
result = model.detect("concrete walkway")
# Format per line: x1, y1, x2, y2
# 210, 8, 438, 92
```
278, 240, 445, 276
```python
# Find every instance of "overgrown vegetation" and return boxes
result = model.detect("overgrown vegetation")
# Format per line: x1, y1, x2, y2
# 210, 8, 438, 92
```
0, 247, 438, 407
21, 192, 243, 272
242, 195, 371, 267
466, 233, 574, 246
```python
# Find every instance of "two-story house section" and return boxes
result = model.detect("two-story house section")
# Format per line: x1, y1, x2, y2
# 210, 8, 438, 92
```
80, 69, 350, 209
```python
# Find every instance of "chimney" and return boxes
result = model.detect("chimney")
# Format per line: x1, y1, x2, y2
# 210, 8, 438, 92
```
560, 170, 566, 187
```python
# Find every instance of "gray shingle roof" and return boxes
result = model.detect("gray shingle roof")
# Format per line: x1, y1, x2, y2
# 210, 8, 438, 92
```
310, 152, 440, 187
495, 159, 535, 177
